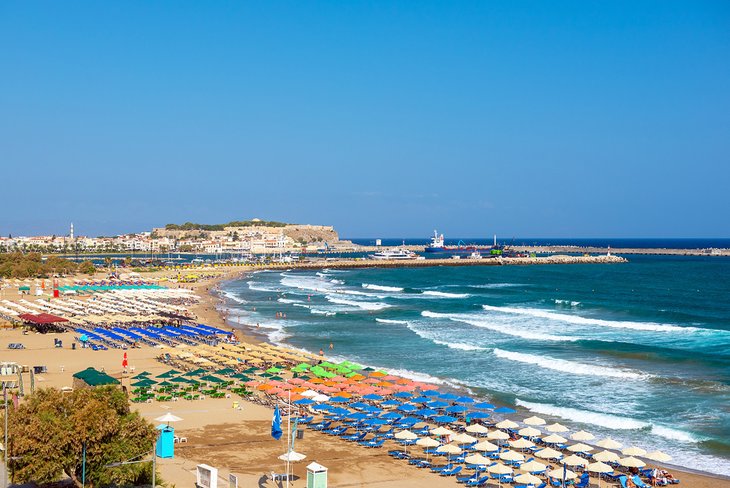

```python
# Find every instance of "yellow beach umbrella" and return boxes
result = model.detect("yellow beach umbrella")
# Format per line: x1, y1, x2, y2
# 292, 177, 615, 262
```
436, 443, 462, 455
588, 461, 614, 488
394, 430, 418, 440
535, 447, 563, 459
542, 433, 567, 444
416, 437, 440, 448
488, 430, 510, 441
464, 453, 491, 465
488, 463, 512, 474
520, 459, 548, 473
452, 432, 478, 444
431, 426, 454, 437
514, 473, 542, 485
500, 450, 525, 462
548, 468, 577, 480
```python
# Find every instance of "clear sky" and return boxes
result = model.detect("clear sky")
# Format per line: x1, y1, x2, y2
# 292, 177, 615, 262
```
1, 1, 728, 238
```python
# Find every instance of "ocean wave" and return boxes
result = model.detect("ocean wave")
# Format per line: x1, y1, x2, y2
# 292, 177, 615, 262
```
363, 283, 404, 292
280, 275, 334, 293
375, 318, 409, 325
422, 291, 471, 298
310, 308, 336, 316
493, 348, 648, 380
482, 305, 691, 333
277, 298, 300, 304
432, 339, 488, 351
470, 283, 525, 289
221, 291, 246, 304
247, 281, 280, 293
554, 299, 581, 307
421, 311, 579, 342
515, 399, 700, 443
326, 296, 391, 311
330, 279, 344, 285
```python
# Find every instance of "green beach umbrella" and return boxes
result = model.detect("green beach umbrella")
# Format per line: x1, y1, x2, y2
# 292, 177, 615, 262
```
156, 370, 177, 378
231, 373, 250, 380
132, 372, 151, 379
295, 363, 311, 370
266, 367, 282, 374
243, 367, 259, 374
199, 375, 225, 383
319, 361, 335, 369
216, 368, 236, 375
260, 372, 274, 378
132, 379, 156, 387
158, 381, 174, 387
169, 376, 188, 383
269, 375, 284, 381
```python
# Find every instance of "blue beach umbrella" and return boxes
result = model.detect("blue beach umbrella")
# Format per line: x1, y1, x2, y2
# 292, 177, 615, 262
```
427, 400, 449, 409
434, 415, 458, 424
381, 399, 402, 407
494, 407, 516, 414
397, 404, 418, 413
397, 417, 421, 426
312, 404, 332, 411
381, 412, 402, 420
456, 396, 475, 404
350, 402, 369, 410
411, 396, 431, 403
348, 412, 369, 420
440, 393, 459, 401
365, 417, 388, 425
363, 405, 381, 413
363, 393, 383, 401
468, 411, 491, 419
422, 390, 441, 397
415, 408, 439, 418
474, 402, 496, 410
330, 396, 351, 403
293, 398, 315, 405
393, 391, 414, 399
445, 405, 469, 414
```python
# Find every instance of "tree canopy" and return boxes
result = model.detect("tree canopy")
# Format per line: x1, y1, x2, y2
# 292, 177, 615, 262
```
0, 252, 80, 278
165, 219, 287, 231
6, 386, 157, 487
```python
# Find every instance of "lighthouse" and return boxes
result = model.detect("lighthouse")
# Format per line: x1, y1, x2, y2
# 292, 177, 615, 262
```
70, 222, 74, 241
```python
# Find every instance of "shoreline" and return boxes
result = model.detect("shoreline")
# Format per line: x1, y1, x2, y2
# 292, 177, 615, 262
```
208, 268, 730, 484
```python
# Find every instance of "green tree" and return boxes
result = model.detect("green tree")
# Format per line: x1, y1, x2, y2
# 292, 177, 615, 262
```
6, 387, 157, 488
78, 261, 96, 275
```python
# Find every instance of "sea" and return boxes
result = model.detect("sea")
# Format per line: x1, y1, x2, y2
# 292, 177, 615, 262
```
216, 239, 730, 477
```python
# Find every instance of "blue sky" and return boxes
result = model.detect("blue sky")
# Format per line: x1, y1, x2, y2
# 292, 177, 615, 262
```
1, 1, 728, 238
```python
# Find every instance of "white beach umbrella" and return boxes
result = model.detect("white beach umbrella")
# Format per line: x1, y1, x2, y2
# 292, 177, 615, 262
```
567, 442, 594, 453
509, 437, 535, 450
301, 390, 319, 398
466, 424, 490, 434
312, 394, 330, 402
464, 453, 491, 465
562, 454, 589, 467
545, 422, 569, 433
520, 460, 548, 473
416, 437, 440, 448
646, 450, 672, 462
570, 430, 595, 441
488, 463, 512, 474
487, 430, 510, 440
596, 437, 622, 449
452, 432, 478, 444
593, 450, 620, 463
473, 440, 500, 452
535, 447, 563, 459
279, 451, 306, 462
431, 426, 454, 437
395, 430, 418, 440
514, 473, 542, 485
155, 413, 183, 424
496, 419, 519, 429
523, 415, 546, 426
542, 433, 567, 444
500, 450, 525, 462
518, 426, 541, 437
588, 461, 614, 488
436, 443, 462, 455
548, 468, 577, 480
620, 456, 646, 468
622, 446, 647, 457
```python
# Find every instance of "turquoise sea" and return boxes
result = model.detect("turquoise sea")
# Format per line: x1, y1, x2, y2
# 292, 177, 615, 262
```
218, 254, 730, 476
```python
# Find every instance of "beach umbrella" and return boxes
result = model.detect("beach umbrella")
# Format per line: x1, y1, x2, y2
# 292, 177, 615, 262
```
433, 415, 457, 424
199, 374, 225, 384
452, 432, 477, 445
545, 422, 569, 433
415, 408, 438, 418
301, 390, 319, 398
380, 411, 402, 420
542, 433, 567, 444
473, 402, 495, 410
562, 454, 589, 467
381, 399, 401, 407
312, 394, 329, 402
520, 460, 548, 473
155, 413, 183, 425
496, 419, 518, 429
467, 411, 491, 420
487, 430, 510, 441
393, 391, 413, 399
416, 437, 440, 448
431, 426, 454, 437
440, 393, 458, 401
570, 430, 595, 441
157, 381, 173, 387
548, 468, 577, 480
487, 462, 513, 487
518, 426, 541, 437
293, 398, 314, 405
596, 437, 622, 449
427, 400, 448, 409
133, 371, 152, 379
500, 450, 525, 462
445, 405, 468, 414
329, 396, 350, 403
410, 396, 431, 403
363, 393, 383, 401
568, 442, 594, 453
456, 396, 475, 404
397, 404, 418, 413
493, 407, 516, 414
464, 453, 490, 465
514, 473, 542, 485
395, 430, 418, 440
466, 424, 490, 434
593, 450, 620, 463
132, 379, 156, 387
622, 446, 647, 457
619, 456, 646, 468
535, 447, 563, 459
436, 443, 462, 458
472, 440, 499, 452
278, 451, 306, 462
646, 450, 672, 462
587, 460, 613, 488
523, 415, 546, 426
509, 437, 535, 450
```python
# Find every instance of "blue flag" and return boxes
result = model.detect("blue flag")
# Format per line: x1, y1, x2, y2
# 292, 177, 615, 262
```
271, 404, 283, 440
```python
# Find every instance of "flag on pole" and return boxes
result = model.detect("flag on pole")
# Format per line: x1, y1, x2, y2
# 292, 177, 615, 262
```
271, 404, 283, 440
290, 417, 299, 452
122, 352, 128, 368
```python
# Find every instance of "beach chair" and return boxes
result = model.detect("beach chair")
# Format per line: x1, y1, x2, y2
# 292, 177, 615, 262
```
431, 463, 454, 473
632, 475, 651, 488
441, 466, 463, 477
618, 476, 629, 488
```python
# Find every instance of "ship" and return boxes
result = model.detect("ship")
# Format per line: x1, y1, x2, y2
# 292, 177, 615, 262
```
424, 230, 506, 256
369, 247, 423, 260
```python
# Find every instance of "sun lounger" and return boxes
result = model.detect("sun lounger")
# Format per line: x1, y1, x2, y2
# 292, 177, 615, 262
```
441, 466, 463, 477
632, 475, 652, 488
431, 463, 454, 473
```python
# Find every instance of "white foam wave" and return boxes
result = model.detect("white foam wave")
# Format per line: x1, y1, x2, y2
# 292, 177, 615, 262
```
247, 281, 279, 293
363, 283, 404, 292
280, 276, 334, 294
421, 311, 579, 342
310, 308, 336, 316
554, 299, 581, 307
432, 339, 488, 351
515, 399, 700, 443
470, 283, 525, 289
375, 318, 409, 325
221, 291, 246, 304
493, 348, 648, 380
326, 296, 391, 311
330, 279, 344, 285
482, 305, 690, 333
422, 290, 471, 298
277, 298, 300, 304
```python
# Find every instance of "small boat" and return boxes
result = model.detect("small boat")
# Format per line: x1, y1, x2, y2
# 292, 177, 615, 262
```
369, 248, 422, 260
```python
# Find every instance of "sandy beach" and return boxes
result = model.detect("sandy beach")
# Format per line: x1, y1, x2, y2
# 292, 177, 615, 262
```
1, 268, 728, 488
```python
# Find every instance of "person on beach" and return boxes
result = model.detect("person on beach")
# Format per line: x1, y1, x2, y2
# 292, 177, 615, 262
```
329, 342, 333, 350
319, 348, 324, 356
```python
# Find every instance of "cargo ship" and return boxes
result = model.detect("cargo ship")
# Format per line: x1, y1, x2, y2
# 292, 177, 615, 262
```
424, 230, 506, 256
